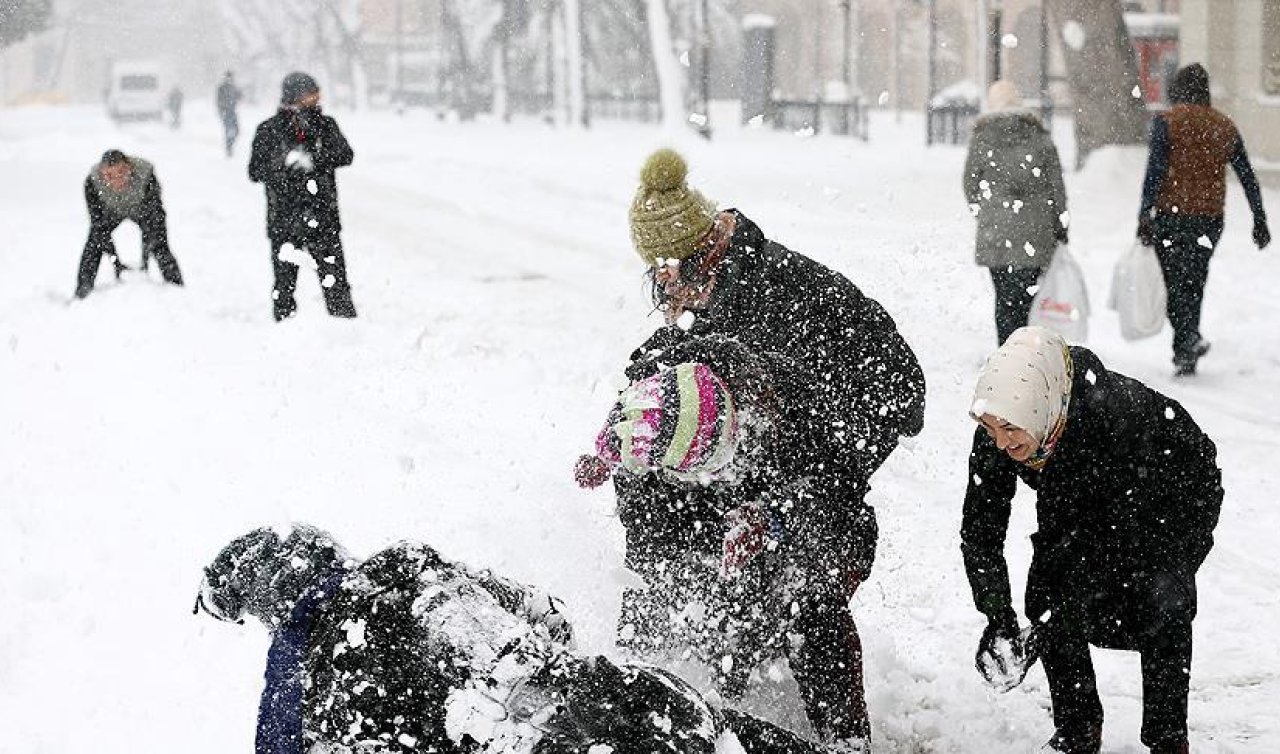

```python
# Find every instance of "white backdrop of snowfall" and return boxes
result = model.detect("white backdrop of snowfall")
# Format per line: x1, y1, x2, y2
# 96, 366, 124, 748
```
1, 103, 1277, 753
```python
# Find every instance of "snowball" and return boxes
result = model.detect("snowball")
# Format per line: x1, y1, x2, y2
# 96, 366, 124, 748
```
1197, 235, 1213, 249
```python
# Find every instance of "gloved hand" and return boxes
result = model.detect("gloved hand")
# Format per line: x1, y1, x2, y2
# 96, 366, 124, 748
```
976, 609, 1044, 693
1255, 217, 1272, 250
573, 454, 612, 489
284, 147, 314, 172
112, 257, 131, 279
720, 503, 784, 580
1137, 213, 1156, 247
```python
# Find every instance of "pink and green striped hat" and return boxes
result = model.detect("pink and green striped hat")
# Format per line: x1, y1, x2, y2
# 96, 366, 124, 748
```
595, 363, 739, 480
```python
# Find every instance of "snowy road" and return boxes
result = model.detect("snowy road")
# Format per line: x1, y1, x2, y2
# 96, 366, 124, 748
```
2, 103, 1278, 752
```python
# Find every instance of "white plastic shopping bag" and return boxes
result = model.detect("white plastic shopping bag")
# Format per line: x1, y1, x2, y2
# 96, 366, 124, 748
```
1108, 242, 1167, 341
1029, 244, 1090, 343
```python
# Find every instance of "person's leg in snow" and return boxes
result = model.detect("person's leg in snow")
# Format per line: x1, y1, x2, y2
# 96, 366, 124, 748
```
138, 210, 183, 286
990, 266, 1042, 346
1038, 622, 1104, 753
76, 219, 124, 298
1153, 215, 1221, 374
271, 241, 301, 321
785, 503, 877, 750
311, 235, 356, 318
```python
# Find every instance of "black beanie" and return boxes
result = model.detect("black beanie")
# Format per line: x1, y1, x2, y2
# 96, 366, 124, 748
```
1168, 63, 1210, 107
281, 72, 320, 104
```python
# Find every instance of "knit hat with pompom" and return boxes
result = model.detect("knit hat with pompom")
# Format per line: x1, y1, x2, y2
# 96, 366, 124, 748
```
629, 149, 717, 266
575, 362, 739, 488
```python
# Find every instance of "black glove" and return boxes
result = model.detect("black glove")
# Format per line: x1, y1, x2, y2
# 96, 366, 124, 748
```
112, 257, 131, 280
1255, 218, 1272, 250
978, 610, 1020, 658
1137, 213, 1156, 247
1054, 225, 1069, 245
624, 325, 687, 381
976, 609, 1035, 691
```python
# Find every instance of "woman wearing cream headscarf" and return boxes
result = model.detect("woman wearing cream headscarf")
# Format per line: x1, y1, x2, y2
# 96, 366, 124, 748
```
961, 327, 1222, 754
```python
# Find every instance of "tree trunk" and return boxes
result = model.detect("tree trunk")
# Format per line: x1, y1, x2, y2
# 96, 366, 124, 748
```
644, 0, 686, 132
1046, 0, 1148, 168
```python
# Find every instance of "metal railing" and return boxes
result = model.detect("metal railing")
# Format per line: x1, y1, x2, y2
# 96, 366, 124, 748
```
770, 98, 869, 140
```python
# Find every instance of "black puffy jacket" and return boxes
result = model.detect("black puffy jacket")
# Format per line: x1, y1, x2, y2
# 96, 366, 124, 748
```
628, 210, 926, 492
961, 347, 1222, 636
248, 107, 353, 244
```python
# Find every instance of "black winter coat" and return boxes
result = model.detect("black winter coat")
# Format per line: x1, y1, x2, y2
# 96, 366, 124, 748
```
628, 210, 926, 491
301, 543, 570, 754
248, 107, 353, 244
961, 347, 1222, 641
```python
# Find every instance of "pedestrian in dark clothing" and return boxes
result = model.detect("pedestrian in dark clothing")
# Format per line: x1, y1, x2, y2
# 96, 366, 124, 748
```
167, 86, 183, 130
961, 326, 1222, 754
216, 71, 242, 157
76, 149, 184, 299
1137, 62, 1271, 376
196, 523, 842, 754
587, 149, 924, 752
964, 80, 1069, 345
248, 72, 357, 322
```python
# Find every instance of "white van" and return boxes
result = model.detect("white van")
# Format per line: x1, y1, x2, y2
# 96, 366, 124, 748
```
107, 61, 165, 122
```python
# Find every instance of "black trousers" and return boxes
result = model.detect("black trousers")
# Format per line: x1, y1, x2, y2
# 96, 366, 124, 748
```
1152, 214, 1223, 366
614, 474, 875, 745
271, 234, 357, 321
77, 214, 184, 298
989, 266, 1043, 346
1039, 571, 1196, 748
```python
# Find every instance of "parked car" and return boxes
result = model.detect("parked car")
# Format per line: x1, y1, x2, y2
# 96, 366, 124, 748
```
107, 61, 165, 122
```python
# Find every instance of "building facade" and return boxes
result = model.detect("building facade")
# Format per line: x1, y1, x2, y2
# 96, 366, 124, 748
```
1178, 0, 1280, 186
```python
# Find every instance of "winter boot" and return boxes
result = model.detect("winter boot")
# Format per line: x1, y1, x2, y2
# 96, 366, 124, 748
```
825, 736, 871, 753
1173, 339, 1211, 377
1040, 725, 1102, 754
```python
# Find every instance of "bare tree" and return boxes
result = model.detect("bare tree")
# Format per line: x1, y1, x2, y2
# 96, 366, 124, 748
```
1046, 0, 1148, 167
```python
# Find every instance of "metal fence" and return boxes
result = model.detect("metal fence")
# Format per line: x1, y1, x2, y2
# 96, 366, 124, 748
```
771, 98, 869, 140
926, 101, 980, 145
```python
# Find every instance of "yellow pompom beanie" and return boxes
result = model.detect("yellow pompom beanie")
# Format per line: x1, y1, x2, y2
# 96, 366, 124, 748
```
629, 149, 717, 266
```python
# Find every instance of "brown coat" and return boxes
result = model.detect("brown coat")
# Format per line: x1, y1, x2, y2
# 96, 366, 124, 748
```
1155, 104, 1239, 217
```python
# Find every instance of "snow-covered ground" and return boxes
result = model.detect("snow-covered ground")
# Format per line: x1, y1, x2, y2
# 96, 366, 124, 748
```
1, 102, 1277, 753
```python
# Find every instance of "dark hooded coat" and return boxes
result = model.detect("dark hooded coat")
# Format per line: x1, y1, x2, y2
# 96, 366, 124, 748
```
248, 107, 354, 244
960, 347, 1222, 645
963, 111, 1068, 270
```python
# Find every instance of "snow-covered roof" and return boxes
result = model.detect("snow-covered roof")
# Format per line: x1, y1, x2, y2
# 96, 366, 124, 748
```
1123, 12, 1179, 38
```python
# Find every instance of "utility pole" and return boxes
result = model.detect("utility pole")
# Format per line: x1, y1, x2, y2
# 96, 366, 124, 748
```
394, 0, 404, 107
698, 0, 711, 138
892, 0, 903, 122
991, 0, 1004, 82
841, 0, 852, 88
1039, 1, 1051, 126
926, 0, 936, 145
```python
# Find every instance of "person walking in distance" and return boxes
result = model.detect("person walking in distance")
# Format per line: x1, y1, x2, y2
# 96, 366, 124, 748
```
216, 71, 242, 158
248, 72, 357, 322
964, 80, 1069, 345
1137, 63, 1271, 376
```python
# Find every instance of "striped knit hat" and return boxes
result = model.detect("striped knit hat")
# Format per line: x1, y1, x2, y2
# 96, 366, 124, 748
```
595, 363, 739, 481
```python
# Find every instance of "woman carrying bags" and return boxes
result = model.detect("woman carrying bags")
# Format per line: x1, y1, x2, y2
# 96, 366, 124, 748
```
963, 80, 1069, 345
